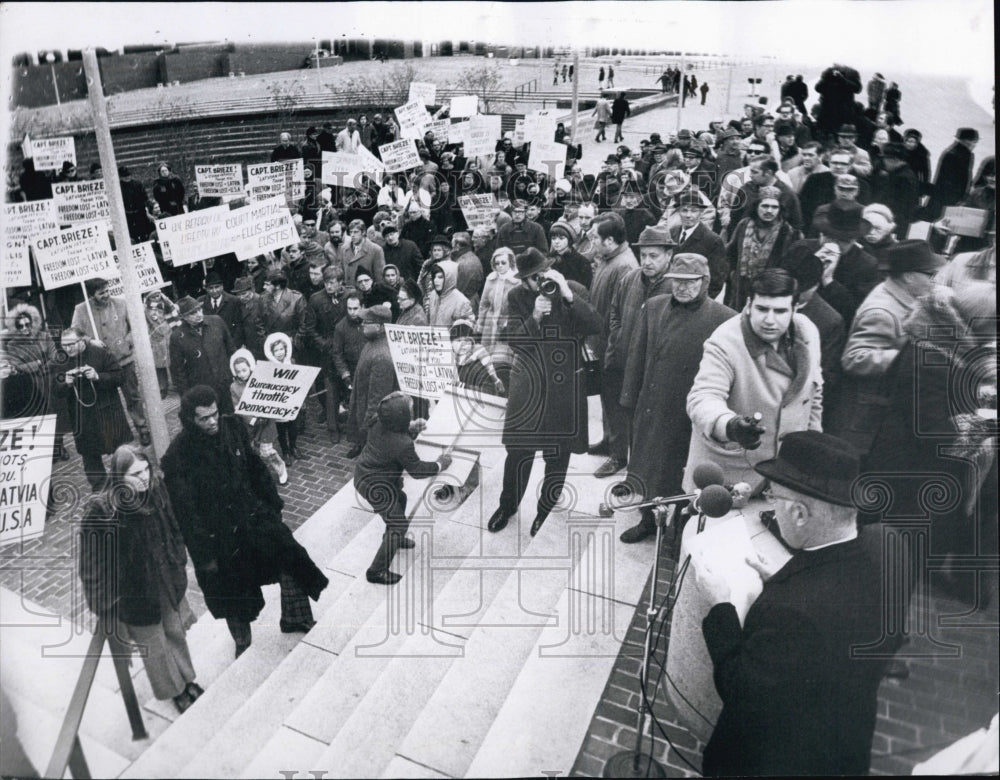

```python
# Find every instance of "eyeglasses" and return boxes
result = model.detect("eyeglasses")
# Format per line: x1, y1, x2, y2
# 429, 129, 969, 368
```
14, 321, 31, 330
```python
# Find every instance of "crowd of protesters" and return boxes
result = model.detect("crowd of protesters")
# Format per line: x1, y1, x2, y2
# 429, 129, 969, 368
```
2, 60, 996, 771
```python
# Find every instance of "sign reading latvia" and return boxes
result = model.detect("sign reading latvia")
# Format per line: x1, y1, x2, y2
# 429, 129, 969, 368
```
234, 361, 321, 421
3, 200, 59, 240
378, 139, 422, 173
0, 415, 57, 547
22, 136, 76, 172
31, 222, 115, 290
195, 164, 244, 199
103, 242, 167, 298
395, 99, 432, 140
245, 160, 304, 203
384, 325, 458, 400
458, 194, 499, 231
52, 180, 111, 225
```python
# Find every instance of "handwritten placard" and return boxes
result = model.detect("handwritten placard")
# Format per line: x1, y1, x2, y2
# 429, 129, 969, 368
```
449, 95, 479, 119
378, 139, 422, 174
31, 221, 115, 290
22, 136, 76, 172
226, 196, 299, 260
52, 180, 111, 225
104, 242, 166, 298
408, 81, 437, 106
384, 324, 458, 400
195, 164, 244, 199
458, 194, 499, 231
155, 206, 231, 267
395, 99, 432, 140
245, 160, 304, 203
235, 361, 322, 421
0, 415, 57, 547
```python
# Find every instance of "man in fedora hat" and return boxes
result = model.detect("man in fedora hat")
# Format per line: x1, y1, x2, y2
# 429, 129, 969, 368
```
597, 226, 677, 479
670, 192, 727, 300
827, 239, 943, 453
697, 430, 896, 776
811, 199, 881, 324
486, 248, 601, 537
199, 271, 243, 345
615, 181, 658, 245
617, 253, 736, 542
169, 295, 236, 414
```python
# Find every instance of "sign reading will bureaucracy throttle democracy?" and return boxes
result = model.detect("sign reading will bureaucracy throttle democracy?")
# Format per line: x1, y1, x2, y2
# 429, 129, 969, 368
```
234, 361, 321, 421
52, 180, 111, 224
31, 221, 114, 290
195, 164, 244, 198
0, 414, 57, 546
384, 325, 458, 400
246, 160, 304, 202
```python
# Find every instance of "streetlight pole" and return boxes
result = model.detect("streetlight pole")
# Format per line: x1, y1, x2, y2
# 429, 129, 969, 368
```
45, 52, 60, 105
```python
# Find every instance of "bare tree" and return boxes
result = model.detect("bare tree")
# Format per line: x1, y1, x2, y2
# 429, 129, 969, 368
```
452, 64, 513, 114
266, 77, 308, 128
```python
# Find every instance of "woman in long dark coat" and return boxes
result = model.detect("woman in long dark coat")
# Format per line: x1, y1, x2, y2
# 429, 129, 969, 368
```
80, 444, 203, 713
51, 329, 133, 490
487, 249, 602, 537
617, 256, 737, 542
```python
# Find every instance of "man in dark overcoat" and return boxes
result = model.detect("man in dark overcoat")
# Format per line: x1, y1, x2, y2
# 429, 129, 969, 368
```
51, 328, 133, 491
162, 385, 328, 657
698, 431, 896, 775
486, 248, 602, 538
928, 127, 979, 220
169, 296, 236, 414
616, 255, 736, 542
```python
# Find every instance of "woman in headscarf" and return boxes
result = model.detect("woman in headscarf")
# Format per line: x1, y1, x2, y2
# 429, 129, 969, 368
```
151, 162, 186, 216
395, 278, 428, 327
80, 443, 203, 714
725, 186, 803, 310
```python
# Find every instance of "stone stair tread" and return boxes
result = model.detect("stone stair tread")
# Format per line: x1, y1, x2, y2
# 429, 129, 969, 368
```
178, 642, 337, 778
4, 686, 132, 780
466, 562, 639, 778
238, 725, 328, 780
383, 755, 453, 779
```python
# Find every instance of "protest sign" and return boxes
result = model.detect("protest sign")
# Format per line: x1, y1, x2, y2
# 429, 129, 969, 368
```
528, 137, 567, 179
52, 180, 111, 225
395, 99, 432, 140
462, 115, 501, 158
522, 110, 554, 145
195, 164, 244, 199
104, 242, 166, 298
22, 136, 76, 172
3, 239, 31, 287
155, 206, 231, 267
942, 206, 989, 237
458, 194, 499, 231
0, 415, 56, 546
245, 160, 304, 203
384, 325, 458, 400
234, 361, 321, 421
450, 95, 479, 118
408, 81, 437, 106
378, 139, 422, 173
3, 200, 59, 240
425, 119, 450, 144
226, 196, 299, 260
448, 119, 470, 145
512, 119, 526, 148
321, 151, 382, 188
31, 221, 115, 290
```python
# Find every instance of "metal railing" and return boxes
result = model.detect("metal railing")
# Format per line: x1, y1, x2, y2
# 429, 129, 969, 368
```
513, 78, 538, 100
45, 616, 148, 780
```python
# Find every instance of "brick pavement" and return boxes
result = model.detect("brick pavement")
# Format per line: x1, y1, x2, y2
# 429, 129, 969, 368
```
0, 391, 355, 627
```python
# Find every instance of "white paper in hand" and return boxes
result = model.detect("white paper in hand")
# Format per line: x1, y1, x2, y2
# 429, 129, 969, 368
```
689, 516, 764, 622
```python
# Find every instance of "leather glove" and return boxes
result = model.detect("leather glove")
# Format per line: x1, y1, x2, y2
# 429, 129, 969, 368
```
437, 453, 453, 472
493, 378, 506, 397
726, 415, 766, 450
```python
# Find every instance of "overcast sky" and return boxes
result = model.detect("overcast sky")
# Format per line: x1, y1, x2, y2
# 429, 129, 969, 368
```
0, 1, 994, 78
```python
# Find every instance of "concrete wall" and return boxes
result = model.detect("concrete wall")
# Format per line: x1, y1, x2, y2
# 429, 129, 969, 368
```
162, 49, 229, 84
229, 44, 314, 76
99, 52, 164, 94
10, 61, 88, 108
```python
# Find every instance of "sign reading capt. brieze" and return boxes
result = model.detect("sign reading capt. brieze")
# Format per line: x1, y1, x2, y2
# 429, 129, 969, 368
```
384, 325, 458, 400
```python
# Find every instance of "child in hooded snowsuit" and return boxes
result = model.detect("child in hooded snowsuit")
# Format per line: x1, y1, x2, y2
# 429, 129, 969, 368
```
354, 391, 451, 585
230, 348, 288, 485
263, 332, 303, 464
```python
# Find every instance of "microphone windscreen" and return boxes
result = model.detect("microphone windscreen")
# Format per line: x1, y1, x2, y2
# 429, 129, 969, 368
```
699, 485, 734, 518
692, 462, 725, 489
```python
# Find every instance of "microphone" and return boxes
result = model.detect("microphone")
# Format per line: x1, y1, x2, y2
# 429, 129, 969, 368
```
694, 484, 733, 518
691, 462, 725, 489
597, 463, 727, 517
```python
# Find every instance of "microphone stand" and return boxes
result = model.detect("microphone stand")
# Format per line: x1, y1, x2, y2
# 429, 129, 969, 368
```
603, 504, 673, 778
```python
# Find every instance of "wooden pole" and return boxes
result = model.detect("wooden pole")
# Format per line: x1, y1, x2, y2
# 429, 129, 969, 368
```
675, 54, 686, 133
82, 50, 169, 462
570, 50, 580, 143
79, 281, 99, 336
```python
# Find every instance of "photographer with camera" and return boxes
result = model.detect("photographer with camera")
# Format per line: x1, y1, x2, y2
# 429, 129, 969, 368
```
485, 248, 602, 538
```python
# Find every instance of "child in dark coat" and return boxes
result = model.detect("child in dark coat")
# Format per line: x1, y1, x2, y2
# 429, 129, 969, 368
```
354, 391, 451, 584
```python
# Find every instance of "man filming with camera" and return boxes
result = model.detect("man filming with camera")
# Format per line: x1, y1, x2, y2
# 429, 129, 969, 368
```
485, 248, 601, 538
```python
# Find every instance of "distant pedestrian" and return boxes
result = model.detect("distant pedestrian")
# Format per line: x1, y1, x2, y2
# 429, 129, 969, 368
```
607, 65, 615, 88
599, 66, 605, 90
592, 95, 611, 142
553, 63, 559, 86
700, 80, 710, 105
568, 63, 574, 82
561, 63, 568, 83
611, 92, 631, 143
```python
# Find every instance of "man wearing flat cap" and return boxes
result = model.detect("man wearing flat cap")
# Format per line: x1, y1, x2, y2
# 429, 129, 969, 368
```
485, 248, 602, 538
670, 192, 727, 300
828, 239, 943, 453
169, 295, 236, 414
617, 253, 736, 542
697, 430, 897, 776
597, 226, 677, 479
